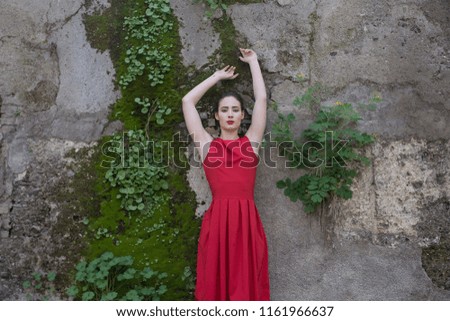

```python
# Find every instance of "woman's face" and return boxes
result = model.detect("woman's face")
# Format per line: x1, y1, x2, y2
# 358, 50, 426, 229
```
215, 96, 244, 132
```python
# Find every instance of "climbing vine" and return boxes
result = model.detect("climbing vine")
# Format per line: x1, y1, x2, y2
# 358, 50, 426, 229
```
66, 251, 168, 301
103, 129, 170, 215
120, 0, 173, 88
193, 0, 228, 18
59, 0, 201, 302
273, 84, 381, 213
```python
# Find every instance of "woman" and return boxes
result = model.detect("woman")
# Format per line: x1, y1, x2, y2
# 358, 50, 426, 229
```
182, 48, 269, 300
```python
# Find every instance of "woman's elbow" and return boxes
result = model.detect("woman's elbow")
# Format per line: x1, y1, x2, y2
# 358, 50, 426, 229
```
182, 96, 192, 108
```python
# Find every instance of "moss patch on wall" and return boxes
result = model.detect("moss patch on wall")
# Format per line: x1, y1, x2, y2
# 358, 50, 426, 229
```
64, 0, 202, 300
64, 0, 267, 300
48, 146, 100, 294
419, 196, 450, 290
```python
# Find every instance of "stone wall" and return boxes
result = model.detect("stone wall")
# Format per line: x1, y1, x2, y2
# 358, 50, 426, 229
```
0, 0, 119, 299
175, 0, 450, 299
0, 0, 448, 300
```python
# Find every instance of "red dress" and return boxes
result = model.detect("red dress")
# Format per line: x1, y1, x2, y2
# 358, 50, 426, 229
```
195, 135, 270, 301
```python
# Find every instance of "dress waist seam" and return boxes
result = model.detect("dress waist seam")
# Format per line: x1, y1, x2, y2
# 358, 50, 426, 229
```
212, 196, 254, 200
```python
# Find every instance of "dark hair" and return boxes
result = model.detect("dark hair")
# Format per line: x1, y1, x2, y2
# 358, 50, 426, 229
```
215, 91, 245, 114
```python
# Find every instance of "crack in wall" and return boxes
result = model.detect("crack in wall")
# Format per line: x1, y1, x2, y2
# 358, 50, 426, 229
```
307, 0, 319, 86
45, 1, 86, 36
0, 1, 86, 242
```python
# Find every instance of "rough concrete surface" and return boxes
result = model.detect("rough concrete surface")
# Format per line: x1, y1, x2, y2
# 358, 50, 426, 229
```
0, 0, 449, 301
170, 0, 221, 69
176, 0, 450, 300
0, 0, 119, 299
231, 0, 450, 140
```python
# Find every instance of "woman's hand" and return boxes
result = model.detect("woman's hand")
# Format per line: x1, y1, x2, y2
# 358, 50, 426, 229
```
239, 48, 258, 64
214, 65, 239, 80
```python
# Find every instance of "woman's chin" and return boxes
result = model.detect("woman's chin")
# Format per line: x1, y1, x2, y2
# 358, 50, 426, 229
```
222, 127, 239, 132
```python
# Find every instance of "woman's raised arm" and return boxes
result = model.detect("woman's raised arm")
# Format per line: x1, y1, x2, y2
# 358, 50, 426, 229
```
239, 48, 267, 146
182, 66, 239, 157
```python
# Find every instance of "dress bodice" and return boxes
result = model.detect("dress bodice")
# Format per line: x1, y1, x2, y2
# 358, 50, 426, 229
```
202, 135, 259, 200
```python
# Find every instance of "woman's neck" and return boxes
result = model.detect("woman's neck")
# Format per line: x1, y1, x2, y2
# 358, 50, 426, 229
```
220, 133, 239, 140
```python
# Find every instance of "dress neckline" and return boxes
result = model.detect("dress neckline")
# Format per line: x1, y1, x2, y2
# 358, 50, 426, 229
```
218, 136, 242, 141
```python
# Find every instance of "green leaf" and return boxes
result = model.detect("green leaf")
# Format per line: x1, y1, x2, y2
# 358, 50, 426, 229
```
33, 273, 42, 281
157, 285, 168, 295
141, 287, 156, 296
141, 267, 155, 279
123, 290, 141, 301
311, 194, 323, 203
336, 186, 353, 199
47, 272, 57, 282
96, 279, 108, 290
82, 291, 95, 301
276, 180, 287, 189
66, 286, 79, 297
101, 292, 118, 301
117, 170, 126, 180
307, 183, 318, 190
304, 204, 316, 213
75, 271, 86, 282
287, 113, 295, 121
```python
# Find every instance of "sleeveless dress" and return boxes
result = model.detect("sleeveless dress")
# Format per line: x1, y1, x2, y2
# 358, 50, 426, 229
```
195, 135, 270, 301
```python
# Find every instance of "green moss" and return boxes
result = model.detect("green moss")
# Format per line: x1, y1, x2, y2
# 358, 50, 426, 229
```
48, 144, 103, 293
68, 0, 267, 301
74, 0, 202, 300
422, 242, 450, 290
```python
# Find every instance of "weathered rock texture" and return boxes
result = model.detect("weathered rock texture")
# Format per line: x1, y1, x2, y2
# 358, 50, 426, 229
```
175, 0, 450, 300
0, 0, 119, 299
0, 0, 448, 300
169, 0, 221, 69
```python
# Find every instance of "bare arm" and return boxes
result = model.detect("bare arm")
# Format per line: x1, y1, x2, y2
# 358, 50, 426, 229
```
182, 66, 238, 159
239, 48, 267, 149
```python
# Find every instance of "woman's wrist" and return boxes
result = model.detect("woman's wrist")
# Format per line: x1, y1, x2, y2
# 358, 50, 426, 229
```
248, 59, 260, 67
211, 72, 223, 82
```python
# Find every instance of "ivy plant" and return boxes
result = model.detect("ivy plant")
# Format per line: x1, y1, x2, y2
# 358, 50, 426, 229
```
103, 129, 169, 215
66, 251, 167, 301
22, 271, 57, 300
273, 84, 381, 213
193, 0, 228, 18
120, 0, 173, 88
